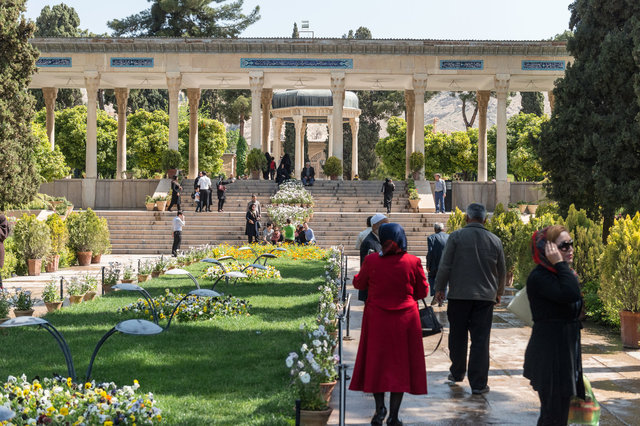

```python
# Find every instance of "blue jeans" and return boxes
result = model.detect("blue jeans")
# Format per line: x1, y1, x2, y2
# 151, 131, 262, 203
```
302, 176, 315, 186
434, 191, 445, 213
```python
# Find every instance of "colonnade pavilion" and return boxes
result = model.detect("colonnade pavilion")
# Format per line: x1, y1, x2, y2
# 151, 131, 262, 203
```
30, 37, 570, 207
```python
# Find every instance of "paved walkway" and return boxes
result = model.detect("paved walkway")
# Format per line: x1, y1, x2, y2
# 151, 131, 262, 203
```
329, 257, 637, 425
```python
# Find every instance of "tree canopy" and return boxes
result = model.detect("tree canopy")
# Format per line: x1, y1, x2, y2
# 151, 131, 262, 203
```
107, 0, 260, 37
34, 3, 83, 37
520, 92, 545, 116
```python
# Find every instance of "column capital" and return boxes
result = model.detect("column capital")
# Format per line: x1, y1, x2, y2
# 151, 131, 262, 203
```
292, 114, 303, 127
186, 88, 201, 107
331, 72, 346, 92
84, 72, 100, 92
114, 88, 129, 107
249, 71, 264, 91
166, 73, 182, 92
476, 90, 490, 113
42, 87, 58, 105
412, 74, 428, 92
349, 116, 360, 131
494, 74, 510, 93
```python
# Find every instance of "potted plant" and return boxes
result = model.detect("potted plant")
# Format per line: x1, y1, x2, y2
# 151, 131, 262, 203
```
527, 203, 539, 215
408, 188, 420, 210
66, 209, 100, 266
138, 260, 153, 282
153, 195, 168, 212
11, 289, 36, 317
66, 277, 85, 304
45, 214, 67, 273
516, 200, 528, 214
13, 214, 52, 276
121, 264, 135, 283
161, 149, 182, 178
90, 217, 111, 264
42, 279, 63, 312
0, 290, 11, 323
322, 156, 343, 180
246, 148, 267, 180
599, 213, 640, 348
151, 257, 169, 278
145, 195, 156, 211
82, 274, 99, 301
409, 151, 425, 180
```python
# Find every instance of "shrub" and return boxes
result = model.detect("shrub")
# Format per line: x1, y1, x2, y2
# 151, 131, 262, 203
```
161, 149, 182, 170
66, 209, 101, 253
42, 280, 62, 303
45, 213, 67, 254
236, 135, 248, 176
535, 200, 561, 218
92, 216, 111, 255
322, 156, 343, 178
408, 188, 420, 200
13, 214, 52, 261
246, 148, 267, 172
446, 207, 467, 232
409, 152, 424, 173
486, 203, 524, 278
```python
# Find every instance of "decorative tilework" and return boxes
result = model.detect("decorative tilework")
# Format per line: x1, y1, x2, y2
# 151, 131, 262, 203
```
36, 57, 72, 67
240, 58, 353, 69
521, 60, 565, 71
110, 57, 154, 68
440, 60, 483, 70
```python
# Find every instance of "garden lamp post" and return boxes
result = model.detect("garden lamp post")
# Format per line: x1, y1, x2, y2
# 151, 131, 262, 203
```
219, 271, 248, 288
269, 247, 287, 254
0, 406, 15, 422
0, 316, 76, 381
85, 319, 162, 382
253, 253, 277, 265
217, 255, 239, 265
164, 288, 221, 330
112, 283, 159, 324
164, 268, 202, 289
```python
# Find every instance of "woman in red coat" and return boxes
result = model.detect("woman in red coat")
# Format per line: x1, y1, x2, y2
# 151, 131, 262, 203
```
349, 223, 428, 426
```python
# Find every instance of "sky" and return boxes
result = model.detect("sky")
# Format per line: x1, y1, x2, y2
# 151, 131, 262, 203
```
24, 0, 573, 40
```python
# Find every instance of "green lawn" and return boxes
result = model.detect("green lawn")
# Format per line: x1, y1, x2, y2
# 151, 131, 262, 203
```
0, 258, 325, 425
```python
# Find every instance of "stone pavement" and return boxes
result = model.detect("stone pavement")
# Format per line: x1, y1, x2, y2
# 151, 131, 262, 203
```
329, 257, 638, 425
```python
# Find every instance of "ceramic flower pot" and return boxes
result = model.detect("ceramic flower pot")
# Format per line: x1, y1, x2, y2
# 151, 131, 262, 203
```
83, 291, 97, 301
91, 254, 102, 264
45, 255, 60, 273
251, 170, 261, 180
409, 199, 420, 210
620, 310, 640, 348
151, 271, 161, 278
69, 295, 84, 304
518, 204, 528, 214
13, 308, 35, 317
138, 274, 149, 282
527, 204, 539, 215
299, 407, 333, 426
146, 202, 156, 211
121, 278, 135, 284
45, 301, 63, 313
155, 200, 167, 211
319, 381, 337, 402
102, 284, 114, 294
27, 259, 42, 276
77, 251, 93, 266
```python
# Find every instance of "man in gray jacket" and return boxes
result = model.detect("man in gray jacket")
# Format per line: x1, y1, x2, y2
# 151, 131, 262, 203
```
434, 203, 506, 395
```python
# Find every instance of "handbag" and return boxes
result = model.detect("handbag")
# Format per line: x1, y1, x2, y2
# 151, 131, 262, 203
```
419, 299, 443, 357
568, 375, 601, 425
506, 286, 533, 326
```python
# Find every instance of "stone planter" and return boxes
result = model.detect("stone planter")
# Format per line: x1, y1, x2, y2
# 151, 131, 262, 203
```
45, 255, 60, 273
138, 274, 149, 282
527, 204, 539, 215
27, 259, 42, 276
330, 175, 338, 181
69, 295, 84, 304
146, 202, 156, 211
319, 381, 337, 403
620, 310, 640, 348
155, 200, 167, 211
45, 301, 63, 313
91, 254, 102, 264
13, 308, 35, 317
77, 251, 93, 266
409, 199, 420, 211
83, 291, 97, 301
299, 407, 333, 426
251, 170, 261, 180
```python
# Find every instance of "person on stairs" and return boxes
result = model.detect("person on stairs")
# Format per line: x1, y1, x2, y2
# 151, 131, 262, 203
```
167, 175, 182, 212
216, 175, 235, 212
382, 178, 395, 214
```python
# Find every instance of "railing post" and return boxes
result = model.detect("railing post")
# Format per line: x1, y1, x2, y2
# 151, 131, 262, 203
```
101, 266, 105, 296
295, 399, 301, 426
59, 277, 64, 300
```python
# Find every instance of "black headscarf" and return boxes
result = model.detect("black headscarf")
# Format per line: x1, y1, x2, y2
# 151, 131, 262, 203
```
378, 223, 407, 256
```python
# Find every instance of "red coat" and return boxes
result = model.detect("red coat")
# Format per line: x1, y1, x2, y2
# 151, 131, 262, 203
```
349, 252, 429, 394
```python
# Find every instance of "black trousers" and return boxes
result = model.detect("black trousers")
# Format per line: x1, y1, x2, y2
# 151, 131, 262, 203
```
172, 231, 182, 256
538, 392, 570, 426
218, 198, 225, 211
200, 189, 210, 211
447, 299, 494, 390
167, 195, 180, 211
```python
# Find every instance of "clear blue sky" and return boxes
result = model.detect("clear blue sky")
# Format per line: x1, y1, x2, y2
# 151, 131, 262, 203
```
24, 0, 573, 40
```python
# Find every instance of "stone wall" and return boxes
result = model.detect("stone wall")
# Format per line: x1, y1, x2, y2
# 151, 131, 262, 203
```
427, 181, 546, 211
40, 179, 159, 209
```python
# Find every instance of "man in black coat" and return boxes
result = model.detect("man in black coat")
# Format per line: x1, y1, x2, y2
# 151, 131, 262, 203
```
301, 162, 315, 186
358, 213, 389, 302
167, 175, 183, 212
427, 222, 449, 305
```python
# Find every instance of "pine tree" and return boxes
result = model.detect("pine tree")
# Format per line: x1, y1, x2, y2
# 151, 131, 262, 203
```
0, 0, 40, 209
292, 22, 299, 38
520, 92, 545, 116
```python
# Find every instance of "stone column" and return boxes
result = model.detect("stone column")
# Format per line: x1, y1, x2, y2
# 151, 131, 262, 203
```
293, 114, 304, 179
476, 90, 490, 182
273, 117, 283, 162
327, 116, 333, 157
413, 74, 427, 179
42, 87, 58, 150
166, 73, 182, 151
350, 117, 360, 179
187, 88, 201, 179
548, 91, 555, 113
331, 73, 345, 171
115, 88, 129, 179
249, 71, 264, 150
83, 72, 100, 208
495, 74, 510, 206
261, 88, 273, 153
404, 90, 415, 179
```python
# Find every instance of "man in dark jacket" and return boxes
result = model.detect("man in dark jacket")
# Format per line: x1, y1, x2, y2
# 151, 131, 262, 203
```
167, 175, 183, 212
301, 162, 315, 186
358, 213, 389, 302
434, 203, 506, 395
427, 222, 449, 305
0, 214, 9, 289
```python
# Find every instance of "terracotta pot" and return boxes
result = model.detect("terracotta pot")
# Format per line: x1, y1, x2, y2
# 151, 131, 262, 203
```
138, 274, 149, 282
45, 301, 63, 313
155, 200, 167, 211
251, 170, 261, 180
146, 202, 156, 211
527, 204, 539, 215
330, 175, 337, 181
409, 199, 420, 210
69, 295, 84, 304
13, 309, 35, 317
299, 407, 333, 426
45, 255, 60, 273
319, 381, 337, 402
27, 259, 42, 276
83, 291, 97, 301
151, 271, 161, 278
91, 254, 102, 264
102, 284, 114, 294
620, 310, 640, 348
77, 251, 93, 266
121, 278, 135, 283
518, 204, 528, 213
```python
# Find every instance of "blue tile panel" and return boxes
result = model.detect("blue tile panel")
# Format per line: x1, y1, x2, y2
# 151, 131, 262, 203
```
440, 60, 484, 70
521, 60, 565, 71
240, 58, 353, 69
36, 57, 72, 67
110, 57, 154, 68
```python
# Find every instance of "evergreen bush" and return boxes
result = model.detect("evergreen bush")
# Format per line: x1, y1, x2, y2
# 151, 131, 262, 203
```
13, 214, 51, 261
322, 156, 343, 178
446, 207, 466, 233
246, 148, 267, 172
66, 209, 101, 253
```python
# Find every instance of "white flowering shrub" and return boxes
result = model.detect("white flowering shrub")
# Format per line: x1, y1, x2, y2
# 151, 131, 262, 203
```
265, 205, 313, 228
270, 181, 314, 206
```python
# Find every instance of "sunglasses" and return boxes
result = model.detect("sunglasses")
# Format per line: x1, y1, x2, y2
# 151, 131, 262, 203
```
557, 240, 574, 252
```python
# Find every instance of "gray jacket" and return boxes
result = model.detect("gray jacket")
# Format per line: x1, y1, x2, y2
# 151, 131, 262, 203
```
434, 222, 506, 302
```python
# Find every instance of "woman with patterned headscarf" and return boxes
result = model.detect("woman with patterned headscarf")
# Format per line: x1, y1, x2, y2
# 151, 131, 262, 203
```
349, 223, 428, 426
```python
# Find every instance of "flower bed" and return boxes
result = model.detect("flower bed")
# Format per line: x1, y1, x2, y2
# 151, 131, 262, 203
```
208, 243, 328, 261
267, 182, 315, 227
0, 375, 161, 425
203, 263, 281, 281
270, 181, 314, 206
265, 205, 313, 228
118, 289, 250, 322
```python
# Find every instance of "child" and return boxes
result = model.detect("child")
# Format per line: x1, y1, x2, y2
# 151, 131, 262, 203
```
262, 222, 274, 244
194, 187, 201, 212
271, 227, 282, 245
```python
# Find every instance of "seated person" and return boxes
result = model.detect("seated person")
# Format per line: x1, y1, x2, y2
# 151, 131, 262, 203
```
301, 162, 315, 186
295, 224, 307, 245
271, 227, 282, 245
262, 222, 274, 244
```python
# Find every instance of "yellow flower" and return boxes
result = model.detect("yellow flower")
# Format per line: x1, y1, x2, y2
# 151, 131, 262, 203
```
85, 382, 92, 389
133, 379, 139, 385
60, 407, 69, 416
67, 377, 73, 387
104, 421, 114, 426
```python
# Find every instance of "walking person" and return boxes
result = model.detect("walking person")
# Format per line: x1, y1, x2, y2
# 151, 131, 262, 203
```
350, 223, 429, 426
381, 178, 395, 214
433, 173, 446, 213
268, 157, 276, 180
171, 211, 185, 257
245, 203, 260, 243
524, 225, 584, 425
246, 194, 261, 219
198, 171, 212, 212
0, 213, 8, 289
359, 213, 389, 302
427, 222, 449, 306
434, 203, 506, 395
167, 175, 183, 212
194, 188, 202, 212
355, 216, 373, 250
216, 175, 234, 212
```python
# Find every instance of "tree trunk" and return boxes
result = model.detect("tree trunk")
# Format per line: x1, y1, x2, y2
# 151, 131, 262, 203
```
239, 114, 245, 138
602, 210, 615, 244
98, 89, 105, 111
461, 100, 478, 129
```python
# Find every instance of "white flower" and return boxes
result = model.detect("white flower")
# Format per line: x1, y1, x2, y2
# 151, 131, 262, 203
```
312, 339, 321, 347
286, 357, 294, 368
299, 372, 311, 384
297, 361, 304, 368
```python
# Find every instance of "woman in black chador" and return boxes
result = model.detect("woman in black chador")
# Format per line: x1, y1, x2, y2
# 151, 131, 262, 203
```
245, 203, 261, 243
381, 178, 395, 214
167, 175, 182, 212
275, 163, 288, 185
280, 153, 292, 176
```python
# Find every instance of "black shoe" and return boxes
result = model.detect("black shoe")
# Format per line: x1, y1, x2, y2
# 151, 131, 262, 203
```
387, 418, 403, 426
371, 406, 387, 426
472, 386, 490, 395
447, 373, 463, 383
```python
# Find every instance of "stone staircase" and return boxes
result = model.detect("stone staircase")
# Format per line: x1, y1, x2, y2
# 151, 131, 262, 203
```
99, 179, 448, 257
